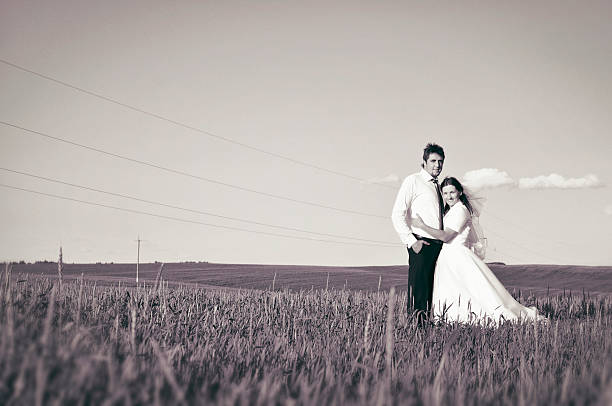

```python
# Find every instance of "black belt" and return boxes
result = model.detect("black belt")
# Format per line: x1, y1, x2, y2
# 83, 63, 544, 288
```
413, 233, 443, 245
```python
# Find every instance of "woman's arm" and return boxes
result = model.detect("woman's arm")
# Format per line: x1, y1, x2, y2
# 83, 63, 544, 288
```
411, 214, 458, 242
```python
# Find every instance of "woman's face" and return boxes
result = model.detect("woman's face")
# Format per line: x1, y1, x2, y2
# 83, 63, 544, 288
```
442, 185, 461, 207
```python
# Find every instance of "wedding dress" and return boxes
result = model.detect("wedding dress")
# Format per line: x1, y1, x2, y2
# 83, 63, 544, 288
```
431, 202, 543, 324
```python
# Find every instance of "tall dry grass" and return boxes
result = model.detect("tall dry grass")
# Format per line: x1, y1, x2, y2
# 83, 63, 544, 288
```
0, 266, 610, 405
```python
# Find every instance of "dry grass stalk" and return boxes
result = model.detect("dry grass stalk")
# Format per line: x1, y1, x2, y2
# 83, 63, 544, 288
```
76, 273, 84, 327
57, 246, 63, 293
153, 262, 165, 293
130, 305, 137, 352
385, 287, 396, 378
432, 353, 447, 406
41, 284, 56, 349
36, 284, 56, 406
3, 262, 12, 303
363, 311, 371, 353
9, 343, 34, 402
560, 367, 572, 403
113, 314, 119, 345
151, 340, 186, 404
4, 280, 15, 359
597, 373, 612, 406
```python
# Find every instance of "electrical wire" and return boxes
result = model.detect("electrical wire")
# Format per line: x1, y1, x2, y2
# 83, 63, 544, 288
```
0, 166, 397, 245
0, 183, 400, 248
0, 58, 396, 189
0, 120, 387, 219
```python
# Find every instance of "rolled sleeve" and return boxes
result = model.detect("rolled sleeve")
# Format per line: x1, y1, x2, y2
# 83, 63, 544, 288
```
391, 177, 417, 247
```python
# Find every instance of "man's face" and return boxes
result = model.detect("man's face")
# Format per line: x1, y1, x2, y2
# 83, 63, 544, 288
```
423, 153, 444, 178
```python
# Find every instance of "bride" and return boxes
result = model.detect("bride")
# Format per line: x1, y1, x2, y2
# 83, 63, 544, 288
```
411, 177, 544, 324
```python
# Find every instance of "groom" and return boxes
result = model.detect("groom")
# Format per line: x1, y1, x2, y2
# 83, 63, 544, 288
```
391, 143, 445, 325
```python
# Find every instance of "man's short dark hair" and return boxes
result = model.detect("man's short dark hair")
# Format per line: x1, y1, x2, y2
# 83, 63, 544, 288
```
422, 143, 445, 162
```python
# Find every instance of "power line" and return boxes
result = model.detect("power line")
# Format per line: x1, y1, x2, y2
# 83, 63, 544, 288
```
0, 125, 566, 260
0, 120, 387, 219
0, 58, 396, 190
485, 242, 533, 264
0, 166, 397, 245
0, 59, 582, 261
0, 168, 563, 261
0, 119, 570, 262
483, 227, 562, 263
481, 207, 577, 249
0, 183, 400, 248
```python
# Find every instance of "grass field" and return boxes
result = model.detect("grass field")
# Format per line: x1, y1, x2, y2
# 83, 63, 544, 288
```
1, 262, 611, 405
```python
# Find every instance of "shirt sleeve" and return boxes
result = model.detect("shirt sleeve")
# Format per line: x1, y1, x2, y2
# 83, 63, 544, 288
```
444, 204, 469, 233
391, 176, 417, 247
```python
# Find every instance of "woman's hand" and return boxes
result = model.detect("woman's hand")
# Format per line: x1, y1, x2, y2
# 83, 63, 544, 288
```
412, 214, 426, 228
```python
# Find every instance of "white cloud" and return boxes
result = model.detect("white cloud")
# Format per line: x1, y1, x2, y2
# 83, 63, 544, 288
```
460, 169, 604, 192
461, 168, 515, 191
518, 173, 603, 190
364, 174, 400, 185
605, 205, 612, 216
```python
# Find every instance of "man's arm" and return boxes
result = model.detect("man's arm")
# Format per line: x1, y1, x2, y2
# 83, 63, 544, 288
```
391, 177, 418, 248
413, 204, 471, 243
412, 214, 458, 242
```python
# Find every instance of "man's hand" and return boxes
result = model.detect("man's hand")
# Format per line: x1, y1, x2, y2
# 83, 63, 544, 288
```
410, 239, 430, 254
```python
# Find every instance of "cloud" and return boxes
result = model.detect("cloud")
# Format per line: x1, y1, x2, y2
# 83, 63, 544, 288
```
460, 169, 604, 191
518, 173, 603, 190
605, 205, 612, 216
363, 174, 400, 185
461, 168, 516, 191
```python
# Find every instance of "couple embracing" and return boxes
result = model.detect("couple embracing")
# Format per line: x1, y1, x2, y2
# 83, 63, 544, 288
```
392, 143, 543, 325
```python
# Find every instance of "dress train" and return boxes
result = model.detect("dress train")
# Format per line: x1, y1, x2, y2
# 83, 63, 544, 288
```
431, 244, 543, 324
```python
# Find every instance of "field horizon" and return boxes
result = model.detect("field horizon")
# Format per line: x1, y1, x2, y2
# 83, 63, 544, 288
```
10, 261, 612, 298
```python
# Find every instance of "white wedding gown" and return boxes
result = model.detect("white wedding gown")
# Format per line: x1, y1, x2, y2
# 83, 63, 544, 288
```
431, 202, 543, 324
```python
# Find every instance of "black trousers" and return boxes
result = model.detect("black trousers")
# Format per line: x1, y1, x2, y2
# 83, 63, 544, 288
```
407, 234, 443, 323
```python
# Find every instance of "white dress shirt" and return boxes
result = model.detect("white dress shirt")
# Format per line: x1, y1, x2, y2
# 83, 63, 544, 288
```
391, 168, 443, 247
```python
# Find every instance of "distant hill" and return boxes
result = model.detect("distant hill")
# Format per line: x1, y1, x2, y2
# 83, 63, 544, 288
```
9, 262, 612, 297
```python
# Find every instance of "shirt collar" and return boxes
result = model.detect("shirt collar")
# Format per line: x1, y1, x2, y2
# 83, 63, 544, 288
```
419, 168, 437, 182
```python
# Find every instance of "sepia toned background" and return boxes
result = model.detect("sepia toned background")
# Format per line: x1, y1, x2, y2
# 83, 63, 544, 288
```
1, 0, 610, 266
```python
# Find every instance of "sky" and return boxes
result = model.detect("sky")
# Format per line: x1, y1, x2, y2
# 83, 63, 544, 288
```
1, 0, 611, 266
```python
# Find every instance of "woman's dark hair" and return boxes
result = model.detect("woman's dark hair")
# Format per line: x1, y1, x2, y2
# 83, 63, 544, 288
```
422, 143, 445, 162
440, 177, 473, 215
